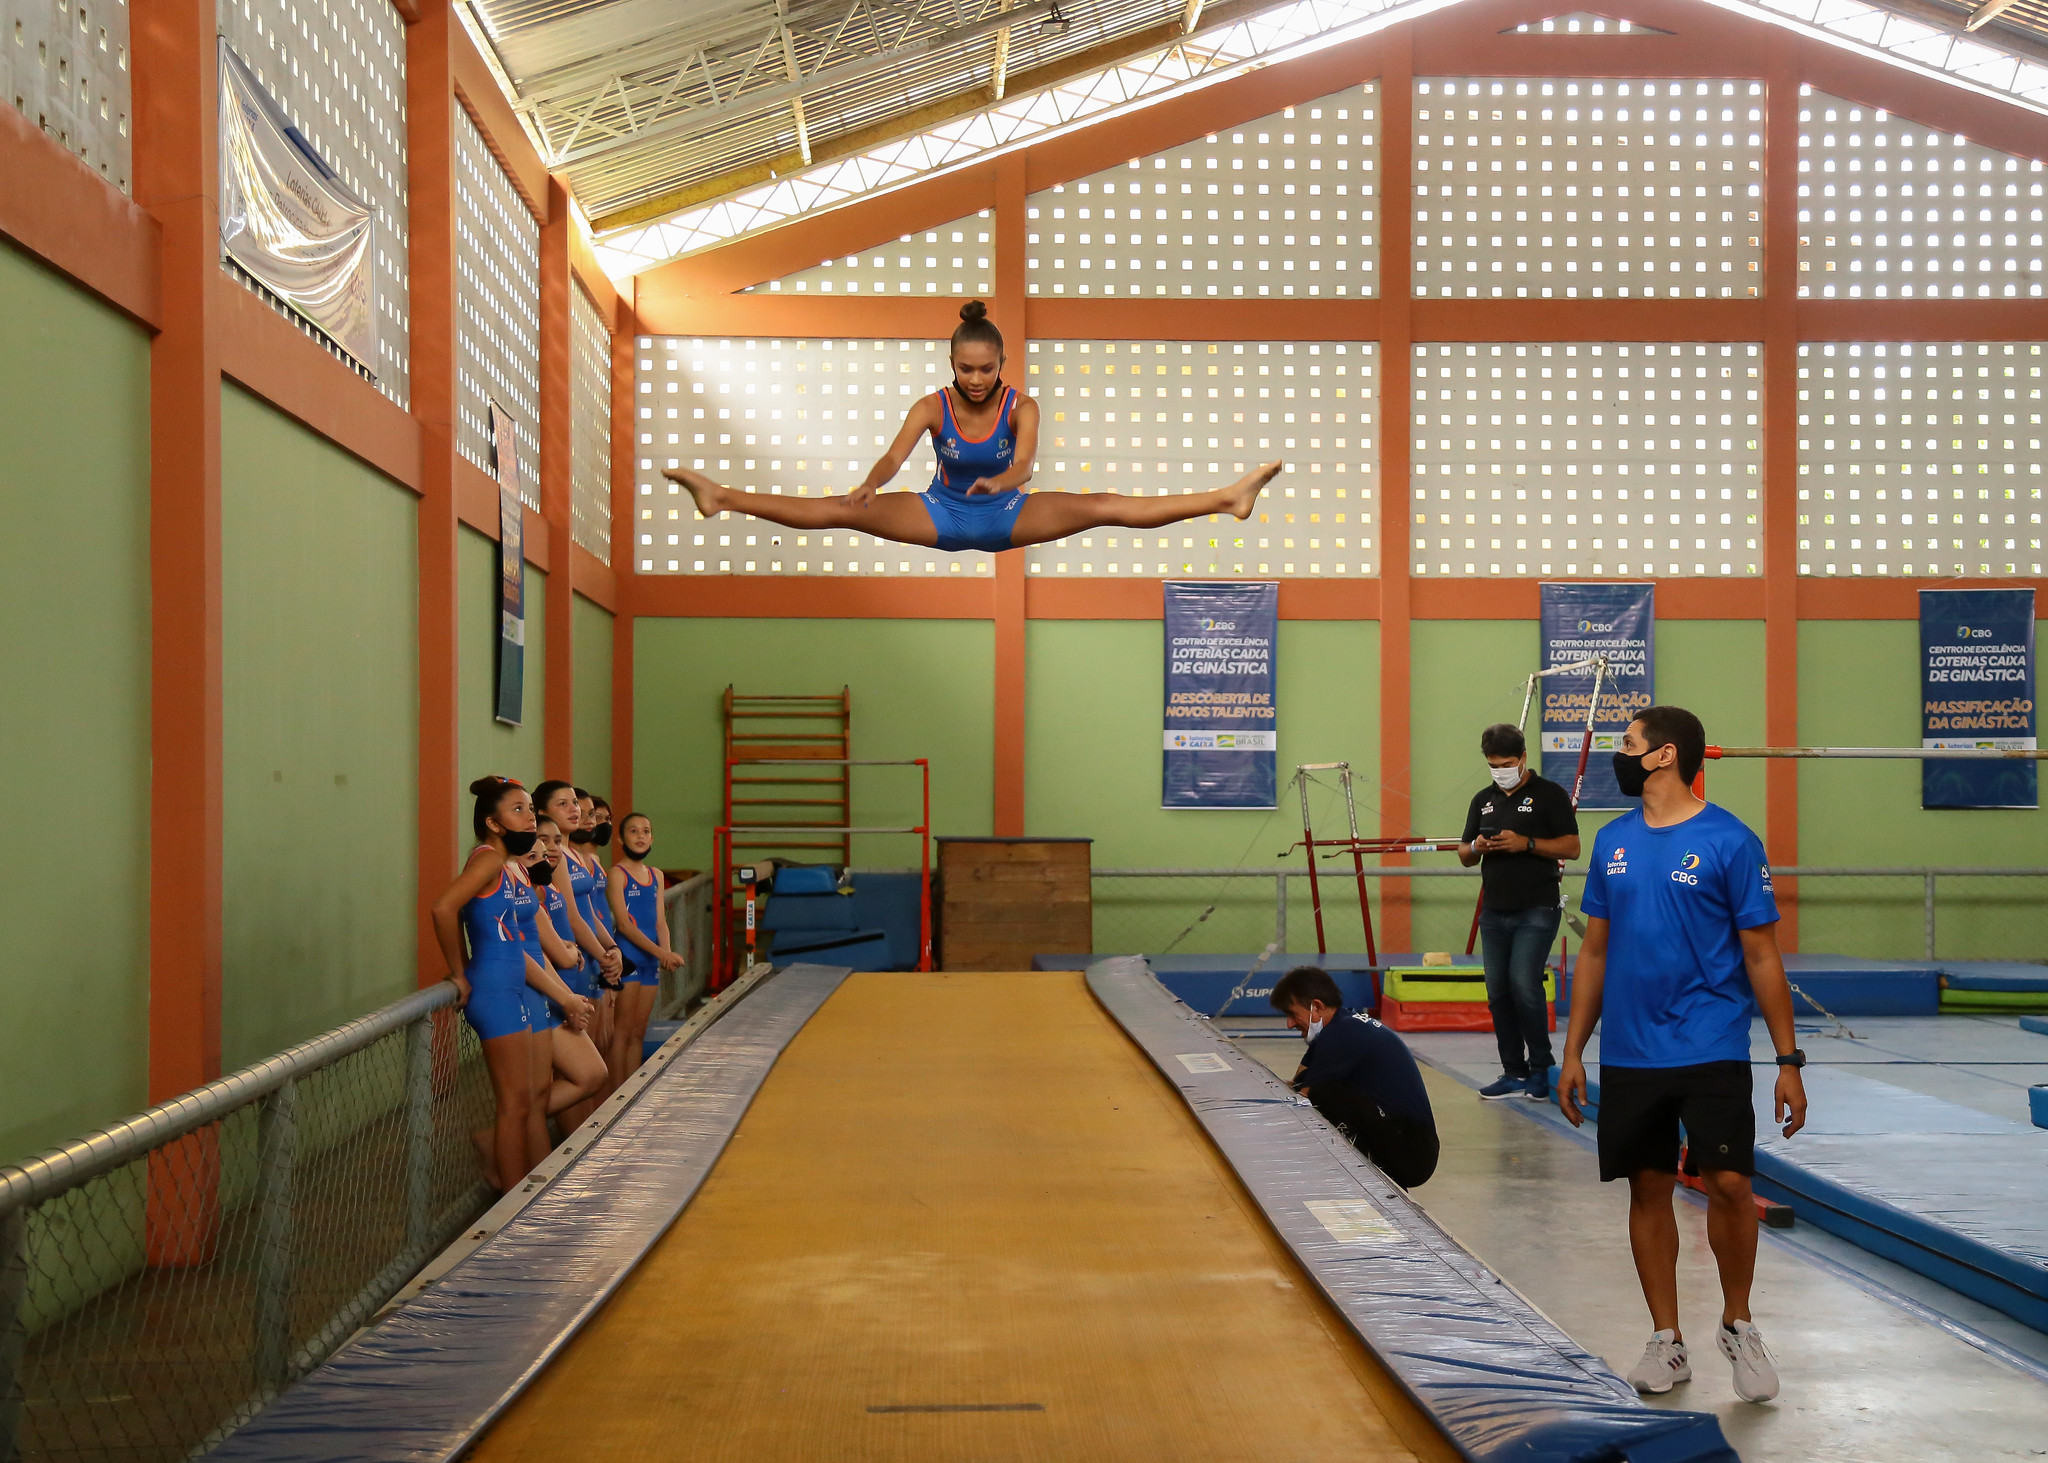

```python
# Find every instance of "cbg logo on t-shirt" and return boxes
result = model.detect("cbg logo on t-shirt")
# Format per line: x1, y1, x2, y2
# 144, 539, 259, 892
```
1672, 851, 1702, 885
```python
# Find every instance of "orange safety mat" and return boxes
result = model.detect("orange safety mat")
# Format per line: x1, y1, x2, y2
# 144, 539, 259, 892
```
471, 971, 1455, 1462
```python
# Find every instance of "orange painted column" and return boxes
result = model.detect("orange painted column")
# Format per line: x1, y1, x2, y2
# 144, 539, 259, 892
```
133, 0, 224, 1265
1761, 46, 1803, 948
993, 152, 1030, 836
611, 294, 640, 819
541, 176, 576, 781
410, 0, 463, 983
1376, 31, 1415, 952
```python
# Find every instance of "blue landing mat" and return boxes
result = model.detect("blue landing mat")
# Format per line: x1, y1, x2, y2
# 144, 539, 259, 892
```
1557, 952, 1941, 1017
1031, 951, 1480, 1015
1939, 960, 2048, 993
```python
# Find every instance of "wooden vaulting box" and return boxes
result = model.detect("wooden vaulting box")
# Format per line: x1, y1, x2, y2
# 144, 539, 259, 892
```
937, 838, 1093, 971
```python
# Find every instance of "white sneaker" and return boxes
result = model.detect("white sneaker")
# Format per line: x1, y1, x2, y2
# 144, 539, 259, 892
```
1717, 1319, 1780, 1402
1625, 1330, 1692, 1394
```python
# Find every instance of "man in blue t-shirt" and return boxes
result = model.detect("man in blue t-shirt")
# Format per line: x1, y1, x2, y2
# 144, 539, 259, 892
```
1269, 966, 1438, 1189
1558, 705, 1808, 1407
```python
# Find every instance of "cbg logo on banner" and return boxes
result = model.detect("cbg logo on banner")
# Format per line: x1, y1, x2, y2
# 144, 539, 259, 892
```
1163, 582, 1278, 809
1539, 583, 1655, 810
1921, 587, 2036, 810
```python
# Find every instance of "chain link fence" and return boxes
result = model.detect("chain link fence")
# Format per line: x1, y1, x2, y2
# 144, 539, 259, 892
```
1, 984, 495, 1462
1092, 866, 2048, 965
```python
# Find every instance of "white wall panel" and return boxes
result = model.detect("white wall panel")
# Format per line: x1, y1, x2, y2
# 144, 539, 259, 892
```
1797, 87, 2047, 300
1797, 342, 2043, 577
739, 210, 992, 295
1027, 84, 1378, 299
1412, 341, 1761, 577
1413, 78, 1762, 299
3, 0, 130, 193
1023, 339, 1376, 577
454, 103, 541, 499
570, 280, 612, 564
634, 335, 988, 578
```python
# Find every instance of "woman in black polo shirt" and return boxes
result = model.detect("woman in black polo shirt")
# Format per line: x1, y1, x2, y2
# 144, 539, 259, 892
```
1458, 723, 1581, 1101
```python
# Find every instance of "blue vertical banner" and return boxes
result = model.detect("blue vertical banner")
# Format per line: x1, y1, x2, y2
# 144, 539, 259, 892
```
1539, 583, 1655, 810
1163, 581, 1279, 809
1920, 587, 2036, 810
490, 402, 526, 727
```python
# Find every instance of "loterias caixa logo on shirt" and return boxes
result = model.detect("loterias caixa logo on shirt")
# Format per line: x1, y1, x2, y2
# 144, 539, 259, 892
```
1607, 845, 1627, 875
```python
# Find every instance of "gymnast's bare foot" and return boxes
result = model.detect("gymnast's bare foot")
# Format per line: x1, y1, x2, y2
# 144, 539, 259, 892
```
661, 466, 726, 518
1223, 461, 1283, 520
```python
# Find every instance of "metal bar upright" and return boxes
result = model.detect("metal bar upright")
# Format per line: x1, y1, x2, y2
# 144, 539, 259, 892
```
1925, 871, 1938, 961
253, 1078, 298, 1387
1274, 872, 1287, 952
404, 1017, 435, 1254
1297, 773, 1327, 955
917, 759, 933, 971
1340, 765, 1376, 966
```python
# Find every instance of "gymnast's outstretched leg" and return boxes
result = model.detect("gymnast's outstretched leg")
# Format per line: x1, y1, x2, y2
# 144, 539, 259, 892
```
1009, 461, 1282, 546
663, 467, 942, 547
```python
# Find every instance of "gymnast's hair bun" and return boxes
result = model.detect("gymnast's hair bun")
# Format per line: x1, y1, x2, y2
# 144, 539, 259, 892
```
959, 299, 989, 323
469, 775, 521, 797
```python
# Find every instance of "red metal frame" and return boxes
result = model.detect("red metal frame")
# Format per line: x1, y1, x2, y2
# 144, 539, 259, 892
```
710, 758, 933, 988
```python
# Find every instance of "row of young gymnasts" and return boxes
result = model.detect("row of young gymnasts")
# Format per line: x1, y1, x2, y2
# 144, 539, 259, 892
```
431, 777, 686, 1192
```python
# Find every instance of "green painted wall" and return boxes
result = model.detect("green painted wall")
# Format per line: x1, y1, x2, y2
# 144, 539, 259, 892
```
573, 592, 614, 798
459, 526, 546, 793
1024, 620, 1379, 954
1407, 619, 1766, 953
221, 384, 418, 1068
0, 248, 152, 1165
1799, 619, 2048, 960
633, 619, 994, 874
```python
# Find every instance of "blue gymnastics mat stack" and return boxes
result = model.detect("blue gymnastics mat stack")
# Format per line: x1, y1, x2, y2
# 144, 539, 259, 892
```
1030, 951, 1481, 1016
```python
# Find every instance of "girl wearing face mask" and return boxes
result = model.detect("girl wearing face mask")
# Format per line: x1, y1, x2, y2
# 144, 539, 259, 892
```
662, 302, 1283, 554
430, 777, 548, 1191
533, 781, 626, 1006
607, 814, 684, 1082
517, 824, 608, 1129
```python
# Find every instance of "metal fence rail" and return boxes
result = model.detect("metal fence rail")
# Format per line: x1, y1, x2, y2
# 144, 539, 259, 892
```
0, 983, 495, 1462
1089, 866, 2048, 965
659, 872, 715, 1020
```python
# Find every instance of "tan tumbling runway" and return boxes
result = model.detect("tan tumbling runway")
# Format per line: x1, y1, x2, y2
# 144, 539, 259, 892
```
471, 972, 1456, 1462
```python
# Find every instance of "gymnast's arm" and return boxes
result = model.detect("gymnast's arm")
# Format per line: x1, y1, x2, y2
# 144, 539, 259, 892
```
849, 395, 944, 507
966, 394, 1040, 495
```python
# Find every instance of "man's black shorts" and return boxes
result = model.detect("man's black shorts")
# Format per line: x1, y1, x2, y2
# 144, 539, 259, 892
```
1595, 1060, 1754, 1182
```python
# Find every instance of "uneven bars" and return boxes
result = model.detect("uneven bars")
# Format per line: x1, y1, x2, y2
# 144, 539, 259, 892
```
1707, 745, 2048, 760
1517, 653, 1607, 731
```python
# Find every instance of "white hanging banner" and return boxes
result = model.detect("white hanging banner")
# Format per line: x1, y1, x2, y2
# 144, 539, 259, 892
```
217, 39, 378, 378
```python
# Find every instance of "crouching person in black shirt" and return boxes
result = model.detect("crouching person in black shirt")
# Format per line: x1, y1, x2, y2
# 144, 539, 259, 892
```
1270, 966, 1440, 1189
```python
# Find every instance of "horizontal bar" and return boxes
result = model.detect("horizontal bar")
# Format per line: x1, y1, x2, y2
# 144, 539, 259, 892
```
1709, 745, 2048, 760
731, 825, 924, 834
1090, 865, 2048, 879
0, 980, 460, 1217
734, 759, 924, 766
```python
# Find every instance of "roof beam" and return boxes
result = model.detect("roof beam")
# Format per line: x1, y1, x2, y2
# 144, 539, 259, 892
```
552, 0, 1060, 169
587, 0, 1275, 233
1965, 0, 2024, 30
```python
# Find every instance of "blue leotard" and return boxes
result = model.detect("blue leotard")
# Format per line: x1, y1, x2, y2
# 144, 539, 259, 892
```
618, 864, 665, 988
541, 883, 595, 999
569, 850, 636, 984
919, 385, 1028, 553
509, 878, 562, 1032
459, 859, 535, 1041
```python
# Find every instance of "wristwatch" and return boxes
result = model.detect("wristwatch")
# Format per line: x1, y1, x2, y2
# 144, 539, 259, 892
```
1776, 1049, 1806, 1068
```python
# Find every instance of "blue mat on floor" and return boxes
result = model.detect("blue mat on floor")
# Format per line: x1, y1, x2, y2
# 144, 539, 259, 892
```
1940, 960, 2048, 993
1030, 951, 1480, 1015
1556, 952, 1941, 1017
2022, 1014, 2048, 1037
1557, 1061, 2048, 1333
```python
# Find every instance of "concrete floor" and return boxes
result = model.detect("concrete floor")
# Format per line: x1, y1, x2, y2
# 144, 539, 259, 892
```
1234, 1027, 2048, 1463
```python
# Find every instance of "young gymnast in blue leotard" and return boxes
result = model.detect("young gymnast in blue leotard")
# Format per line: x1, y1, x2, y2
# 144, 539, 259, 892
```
664, 300, 1282, 551
608, 813, 683, 1083
513, 837, 607, 1130
431, 776, 553, 1192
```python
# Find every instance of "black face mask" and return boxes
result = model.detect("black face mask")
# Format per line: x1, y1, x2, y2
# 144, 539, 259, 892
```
593, 821, 613, 848
501, 829, 539, 857
528, 858, 555, 888
568, 827, 595, 845
1611, 749, 1663, 799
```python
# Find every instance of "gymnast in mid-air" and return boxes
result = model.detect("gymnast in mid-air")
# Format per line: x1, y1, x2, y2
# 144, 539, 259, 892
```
664, 300, 1282, 553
